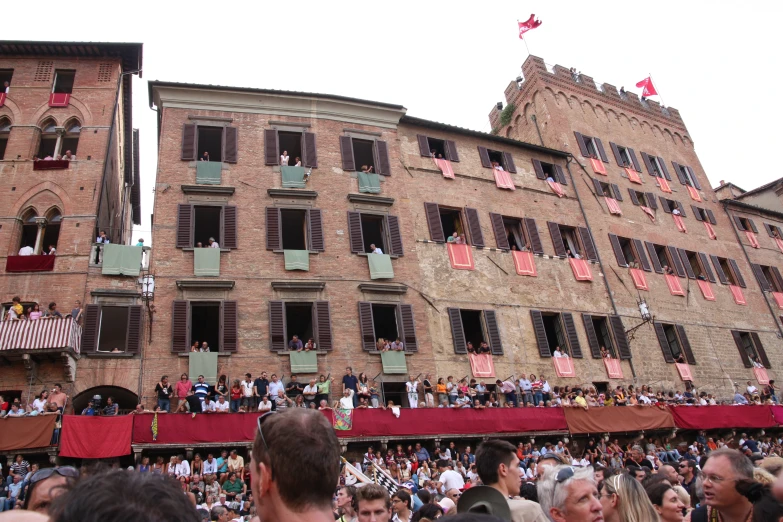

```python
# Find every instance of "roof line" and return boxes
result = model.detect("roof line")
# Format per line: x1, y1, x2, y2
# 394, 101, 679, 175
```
734, 177, 783, 200
721, 198, 783, 221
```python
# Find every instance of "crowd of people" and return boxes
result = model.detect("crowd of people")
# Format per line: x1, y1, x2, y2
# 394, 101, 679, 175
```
3, 296, 82, 323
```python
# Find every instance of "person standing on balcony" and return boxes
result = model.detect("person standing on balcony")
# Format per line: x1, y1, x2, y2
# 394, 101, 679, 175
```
280, 150, 289, 166
96, 230, 110, 244
69, 300, 82, 325
49, 384, 68, 413
208, 237, 220, 249
18, 245, 34, 256
200, 152, 210, 162
155, 375, 173, 412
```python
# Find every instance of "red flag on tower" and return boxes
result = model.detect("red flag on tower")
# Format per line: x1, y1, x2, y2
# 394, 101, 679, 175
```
518, 14, 542, 39
636, 77, 658, 97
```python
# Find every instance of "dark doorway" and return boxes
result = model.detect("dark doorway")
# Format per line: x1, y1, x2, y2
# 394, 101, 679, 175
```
542, 314, 567, 353
372, 304, 399, 342
194, 206, 222, 247
52, 71, 75, 94
97, 306, 129, 352
72, 386, 139, 415
427, 138, 446, 158
278, 132, 303, 164
38, 136, 57, 158
285, 303, 314, 344
280, 209, 307, 250
592, 317, 616, 357
460, 310, 485, 349
593, 382, 609, 394
197, 126, 223, 162
20, 223, 38, 251
352, 139, 375, 172
42, 222, 61, 250
381, 382, 406, 408
191, 302, 221, 352
361, 214, 386, 253
439, 208, 464, 242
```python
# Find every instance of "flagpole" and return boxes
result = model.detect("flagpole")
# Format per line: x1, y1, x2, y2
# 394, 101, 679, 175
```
649, 73, 666, 107
517, 20, 531, 57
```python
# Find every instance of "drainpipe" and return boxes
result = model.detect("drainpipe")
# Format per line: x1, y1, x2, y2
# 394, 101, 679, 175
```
722, 203, 783, 338
565, 156, 637, 378
531, 115, 545, 147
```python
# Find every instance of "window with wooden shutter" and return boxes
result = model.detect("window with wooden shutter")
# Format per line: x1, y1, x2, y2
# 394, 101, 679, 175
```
657, 157, 672, 180
668, 245, 687, 278
728, 259, 747, 288
646, 193, 658, 210
176, 204, 193, 248
484, 310, 503, 355
222, 206, 238, 249
731, 330, 753, 368
641, 151, 655, 176
610, 142, 624, 166
489, 213, 510, 250
308, 209, 325, 252
582, 314, 602, 358
710, 255, 729, 284
764, 223, 775, 237
578, 227, 598, 261
354, 301, 374, 351
339, 136, 356, 171
746, 218, 758, 233
266, 207, 281, 250
733, 215, 746, 231
314, 301, 332, 351
398, 304, 417, 352
303, 132, 318, 168
555, 165, 567, 185
672, 161, 687, 185
593, 137, 609, 163
387, 215, 403, 256
375, 140, 391, 176
609, 234, 627, 267
592, 177, 605, 196
172, 300, 190, 353
264, 129, 279, 165
268, 301, 286, 351
609, 315, 632, 360
633, 239, 651, 272
126, 305, 143, 355
417, 135, 430, 156
675, 325, 696, 364
628, 149, 641, 172
447, 307, 466, 354
524, 218, 544, 255
223, 127, 238, 163
424, 203, 445, 242
691, 206, 702, 221
221, 301, 238, 352
181, 124, 197, 161
678, 249, 696, 279
561, 312, 582, 358
445, 140, 459, 162
751, 332, 771, 369
81, 304, 101, 353
659, 197, 672, 213
705, 209, 716, 225
574, 132, 590, 157
548, 222, 567, 257
530, 310, 551, 357
477, 146, 491, 168
751, 263, 771, 291
654, 322, 675, 363
611, 184, 623, 201
464, 207, 484, 248
502, 152, 517, 173
698, 253, 716, 282
628, 189, 640, 206
532, 159, 546, 180
676, 202, 687, 218
645, 242, 663, 273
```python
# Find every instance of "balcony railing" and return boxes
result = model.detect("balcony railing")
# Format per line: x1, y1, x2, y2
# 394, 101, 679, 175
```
0, 317, 81, 354
90, 243, 150, 271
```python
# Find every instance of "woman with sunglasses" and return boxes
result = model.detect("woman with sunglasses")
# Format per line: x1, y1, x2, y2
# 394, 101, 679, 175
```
22, 466, 79, 514
599, 473, 658, 522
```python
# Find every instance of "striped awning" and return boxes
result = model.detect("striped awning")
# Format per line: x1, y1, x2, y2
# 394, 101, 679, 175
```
0, 317, 81, 353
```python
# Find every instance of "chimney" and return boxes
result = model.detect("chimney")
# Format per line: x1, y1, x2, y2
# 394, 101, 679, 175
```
720, 180, 725, 186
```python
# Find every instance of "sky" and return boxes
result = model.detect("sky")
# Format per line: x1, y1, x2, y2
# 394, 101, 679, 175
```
5, 1, 781, 240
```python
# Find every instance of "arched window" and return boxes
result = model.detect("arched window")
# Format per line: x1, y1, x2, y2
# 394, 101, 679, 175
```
0, 117, 9, 160
19, 210, 38, 253
61, 120, 80, 158
42, 209, 62, 253
37, 118, 57, 159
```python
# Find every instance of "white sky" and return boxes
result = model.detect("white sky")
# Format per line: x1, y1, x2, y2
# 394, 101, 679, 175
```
5, 1, 781, 240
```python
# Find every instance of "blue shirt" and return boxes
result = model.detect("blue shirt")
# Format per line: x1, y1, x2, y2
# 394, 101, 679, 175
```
342, 374, 358, 392
519, 378, 532, 391
194, 382, 210, 400
414, 448, 430, 461
217, 457, 227, 472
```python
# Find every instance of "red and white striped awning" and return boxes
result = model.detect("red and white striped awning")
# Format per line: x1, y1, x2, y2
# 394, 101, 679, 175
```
0, 317, 81, 353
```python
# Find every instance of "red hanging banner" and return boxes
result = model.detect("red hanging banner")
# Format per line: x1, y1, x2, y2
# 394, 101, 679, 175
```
675, 363, 693, 381
469, 353, 496, 378
665, 274, 685, 296
754, 367, 770, 385
547, 179, 565, 197
569, 258, 592, 281
672, 214, 687, 233
625, 167, 642, 184
604, 358, 623, 379
772, 292, 783, 310
512, 250, 537, 276
630, 268, 648, 291
447, 243, 475, 270
657, 177, 672, 193
589, 158, 606, 175
729, 285, 747, 305
434, 158, 455, 179
605, 197, 622, 216
687, 186, 701, 202
775, 237, 783, 253
493, 167, 515, 190
553, 357, 576, 378
746, 231, 760, 248
697, 280, 716, 301
704, 221, 717, 240
641, 206, 656, 223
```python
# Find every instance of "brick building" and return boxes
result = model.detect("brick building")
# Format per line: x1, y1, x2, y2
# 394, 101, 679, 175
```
0, 41, 143, 421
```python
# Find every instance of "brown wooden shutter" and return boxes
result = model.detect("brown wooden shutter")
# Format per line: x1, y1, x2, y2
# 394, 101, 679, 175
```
555, 165, 567, 185
578, 227, 598, 262
375, 140, 391, 176
641, 151, 655, 176
705, 209, 716, 225
81, 304, 100, 353
581, 314, 602, 358
676, 324, 696, 365
751, 263, 771, 291
573, 132, 589, 157
710, 255, 729, 284
447, 307, 466, 354
610, 142, 623, 166
265, 207, 281, 250
658, 157, 672, 180
417, 134, 430, 156
530, 310, 551, 357
747, 218, 758, 233
269, 301, 286, 351
264, 129, 279, 165
728, 259, 747, 288
594, 137, 609, 163
308, 209, 325, 252
628, 189, 640, 206
672, 161, 687, 184
398, 304, 417, 352
610, 315, 632, 359
771, 267, 783, 291
633, 239, 652, 272
646, 193, 658, 210
126, 305, 143, 355
339, 136, 355, 171
489, 213, 510, 250
592, 177, 605, 196
445, 140, 460, 162
477, 146, 491, 168
172, 300, 189, 353
646, 242, 663, 273
764, 223, 774, 237
751, 332, 771, 369
691, 206, 702, 221
358, 302, 376, 351
465, 207, 484, 247
561, 312, 582, 358
223, 126, 238, 163
221, 301, 238, 353
347, 211, 364, 253
502, 152, 517, 173
524, 218, 544, 255
176, 204, 193, 248
611, 184, 623, 201
314, 301, 333, 351
699, 253, 716, 283
222, 206, 238, 249
387, 215, 403, 256
731, 331, 752, 368
181, 123, 197, 161
676, 201, 687, 218
678, 248, 696, 279
659, 197, 671, 213
668, 245, 686, 278
608, 234, 627, 267
628, 149, 642, 172
548, 222, 566, 257
654, 322, 675, 363
484, 310, 503, 355
733, 216, 746, 231
424, 203, 445, 242
303, 132, 318, 168
687, 166, 702, 190
532, 159, 546, 180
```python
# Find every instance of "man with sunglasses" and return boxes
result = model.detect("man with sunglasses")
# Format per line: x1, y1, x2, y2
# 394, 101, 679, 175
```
537, 465, 603, 522
251, 408, 340, 521
22, 466, 78, 514
678, 459, 698, 507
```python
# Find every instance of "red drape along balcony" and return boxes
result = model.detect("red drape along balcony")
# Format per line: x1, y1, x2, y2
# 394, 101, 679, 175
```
32, 160, 70, 171
6, 255, 55, 272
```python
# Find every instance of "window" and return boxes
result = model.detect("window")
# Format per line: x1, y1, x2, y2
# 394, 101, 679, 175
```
171, 300, 238, 353
608, 234, 652, 271
530, 310, 582, 358
750, 263, 783, 293
82, 304, 142, 355
423, 203, 486, 247
531, 159, 567, 184
339, 135, 390, 175
37, 119, 57, 159
176, 204, 238, 249
733, 216, 758, 233
593, 317, 616, 357
439, 207, 466, 242
488, 214, 532, 251
659, 197, 685, 216
581, 314, 631, 359
628, 190, 658, 209
416, 134, 459, 161
648, 243, 680, 275
653, 322, 695, 364
0, 117, 10, 160
710, 255, 746, 287
347, 212, 403, 255
640, 152, 672, 180
731, 330, 770, 369
592, 179, 622, 200
265, 207, 324, 252
764, 223, 783, 239
265, 129, 318, 167
181, 124, 238, 163
42, 210, 62, 252
691, 206, 716, 224
97, 306, 131, 352
52, 70, 75, 94
672, 161, 701, 189
0, 69, 13, 90
683, 250, 706, 279
359, 302, 418, 352
609, 142, 641, 171
196, 126, 224, 162
573, 132, 607, 161
446, 308, 502, 354
61, 120, 80, 156
477, 146, 517, 172
19, 210, 38, 253
548, 222, 597, 260
268, 301, 332, 351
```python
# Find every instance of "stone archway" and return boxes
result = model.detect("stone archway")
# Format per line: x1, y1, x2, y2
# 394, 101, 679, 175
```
72, 385, 138, 415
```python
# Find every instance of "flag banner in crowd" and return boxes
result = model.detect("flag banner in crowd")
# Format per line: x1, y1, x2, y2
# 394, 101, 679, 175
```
512, 250, 537, 276
493, 167, 515, 190
569, 258, 592, 281
665, 274, 685, 296
518, 14, 542, 39
547, 179, 565, 197
553, 357, 576, 378
625, 167, 642, 184
673, 214, 687, 233
333, 408, 353, 431
434, 157, 455, 179
630, 268, 648, 291
469, 353, 496, 378
589, 158, 606, 175
675, 363, 693, 382
447, 243, 475, 270
605, 197, 622, 216
636, 76, 658, 97
754, 367, 770, 385
704, 221, 717, 239
604, 358, 623, 379
371, 461, 400, 496
772, 292, 783, 310
657, 176, 672, 193
697, 280, 715, 301
775, 237, 783, 253
745, 230, 760, 248
341, 457, 372, 486
151, 412, 159, 441
687, 185, 701, 202
729, 285, 747, 305
641, 206, 656, 222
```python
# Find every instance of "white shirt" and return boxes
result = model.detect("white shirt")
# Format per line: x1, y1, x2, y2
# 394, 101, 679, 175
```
210, 242, 220, 248
303, 385, 318, 397
406, 381, 418, 393
553, 350, 566, 358
18, 246, 34, 256
241, 380, 254, 397
372, 247, 383, 254
672, 208, 681, 216
203, 459, 217, 475
541, 381, 551, 393
439, 469, 465, 492
269, 380, 284, 396
258, 400, 272, 412
175, 460, 191, 477
747, 385, 758, 395
280, 155, 289, 166
32, 399, 47, 412
339, 396, 354, 409
212, 400, 230, 412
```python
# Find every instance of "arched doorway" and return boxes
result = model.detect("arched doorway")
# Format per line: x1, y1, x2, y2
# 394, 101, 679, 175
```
72, 386, 138, 415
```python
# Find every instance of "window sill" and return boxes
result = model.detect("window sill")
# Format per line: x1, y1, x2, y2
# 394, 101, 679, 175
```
277, 350, 328, 355
183, 248, 231, 252
84, 352, 136, 358
273, 250, 318, 255
357, 252, 399, 259
369, 350, 411, 356
177, 352, 232, 357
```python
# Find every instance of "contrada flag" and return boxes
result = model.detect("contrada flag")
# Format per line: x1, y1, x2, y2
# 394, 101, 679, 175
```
636, 77, 658, 97
518, 14, 542, 38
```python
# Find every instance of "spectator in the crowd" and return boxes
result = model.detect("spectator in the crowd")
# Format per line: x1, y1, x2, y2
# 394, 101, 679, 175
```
343, 367, 359, 408
391, 490, 412, 522
103, 396, 119, 416
354, 483, 391, 522
538, 465, 603, 522
155, 375, 173, 412
691, 448, 754, 521
599, 472, 658, 522
208, 237, 220, 248
335, 485, 357, 522
96, 230, 110, 244
645, 482, 686, 522
45, 301, 63, 318
240, 374, 255, 411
